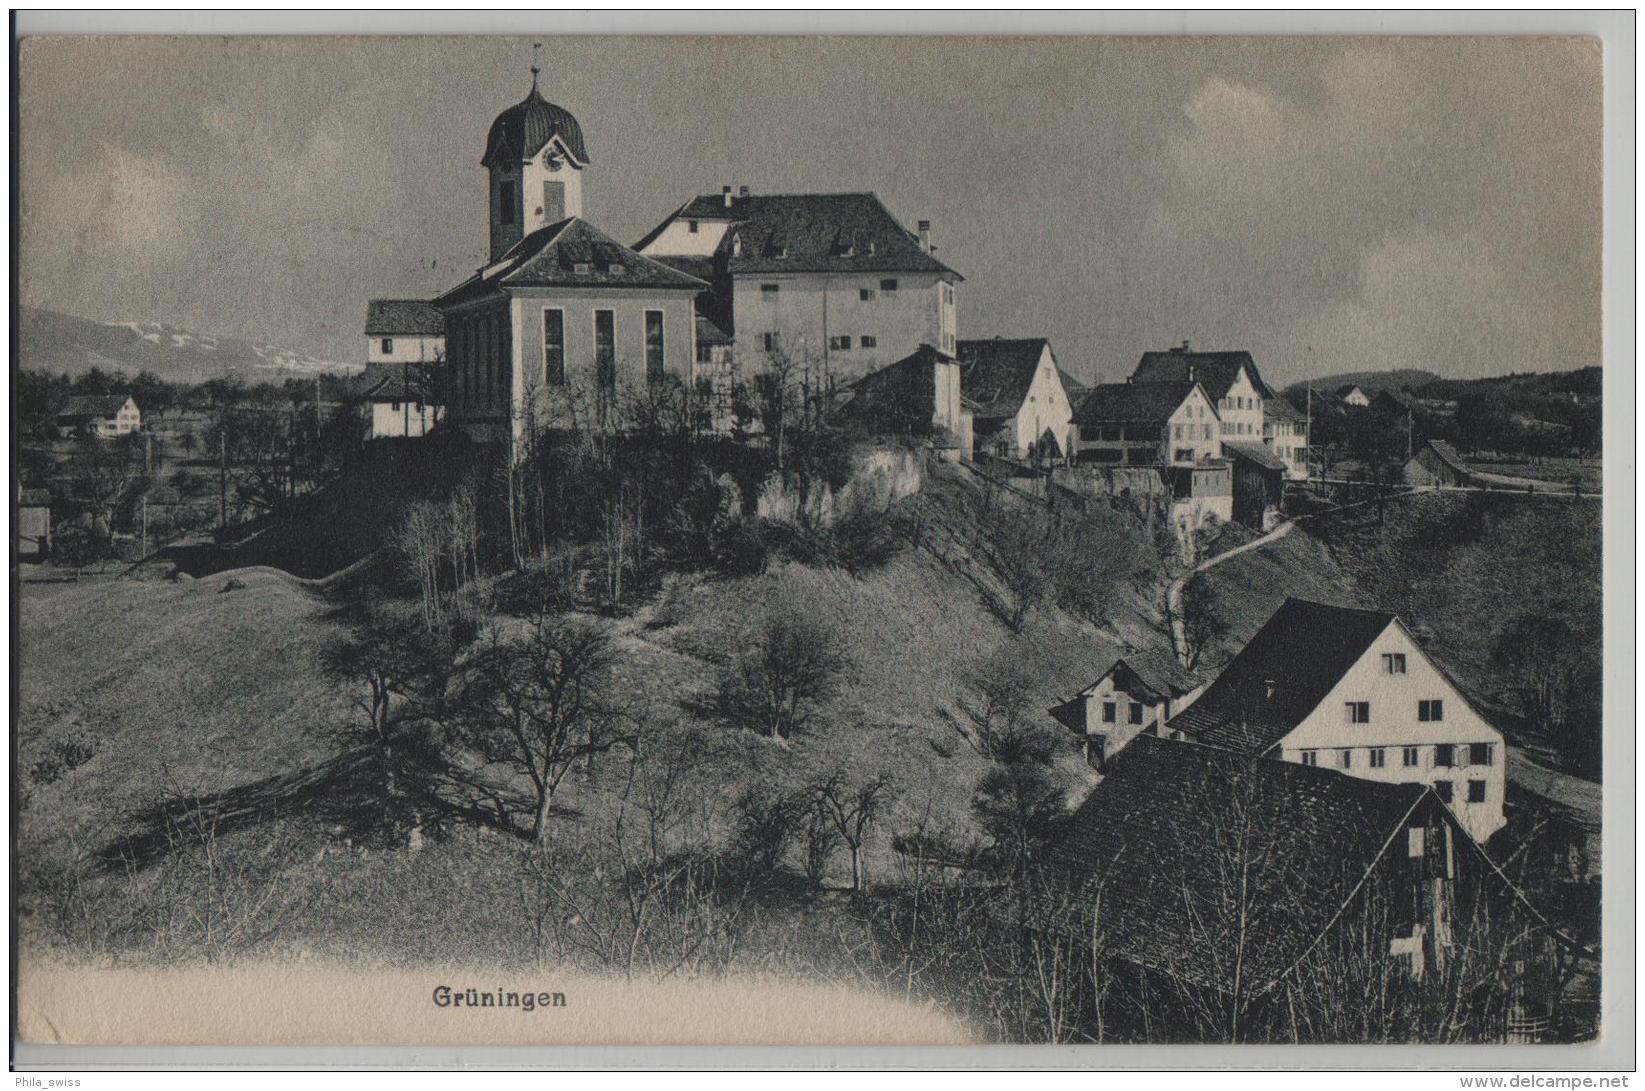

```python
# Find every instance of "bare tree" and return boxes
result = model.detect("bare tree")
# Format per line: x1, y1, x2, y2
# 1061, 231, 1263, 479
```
814, 772, 893, 893
458, 613, 621, 844
1178, 574, 1228, 671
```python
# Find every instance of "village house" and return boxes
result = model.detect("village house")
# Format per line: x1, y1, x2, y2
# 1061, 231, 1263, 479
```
955, 338, 1076, 461
841, 344, 969, 459
1166, 598, 1507, 843
1130, 345, 1272, 443
636, 189, 962, 385
1070, 380, 1220, 467
432, 71, 707, 444
18, 486, 51, 559
1404, 438, 1477, 489
1044, 735, 1567, 1039
1336, 383, 1372, 408
1262, 394, 1311, 480
1049, 652, 1206, 768
1223, 440, 1288, 529
354, 362, 442, 440
56, 394, 141, 439
365, 298, 446, 368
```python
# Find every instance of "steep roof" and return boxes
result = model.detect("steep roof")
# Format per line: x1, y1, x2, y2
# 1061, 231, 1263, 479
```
1166, 598, 1397, 754
1052, 651, 1203, 733
639, 192, 960, 279
365, 299, 446, 337
482, 81, 589, 167
434, 217, 708, 309
1223, 439, 1288, 473
1421, 439, 1473, 476
57, 394, 133, 418
352, 362, 438, 404
1046, 734, 1430, 992
1131, 349, 1273, 400
1335, 384, 1366, 399
1264, 395, 1307, 424
1072, 381, 1201, 426
956, 338, 1055, 420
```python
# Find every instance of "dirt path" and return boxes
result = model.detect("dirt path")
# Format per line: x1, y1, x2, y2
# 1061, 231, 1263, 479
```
1166, 520, 1298, 657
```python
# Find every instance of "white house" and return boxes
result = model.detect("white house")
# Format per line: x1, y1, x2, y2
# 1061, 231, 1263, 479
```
1130, 344, 1273, 443
56, 394, 140, 438
1070, 379, 1221, 467
355, 362, 441, 440
1050, 652, 1207, 768
1336, 384, 1372, 408
1167, 598, 1507, 844
636, 189, 963, 386
1263, 394, 1311, 480
956, 338, 1076, 461
365, 299, 446, 368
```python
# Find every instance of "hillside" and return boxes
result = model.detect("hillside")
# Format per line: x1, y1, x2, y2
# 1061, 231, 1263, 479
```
1284, 369, 1441, 398
19, 305, 354, 384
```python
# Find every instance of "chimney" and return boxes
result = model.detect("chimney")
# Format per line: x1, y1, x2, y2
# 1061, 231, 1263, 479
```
1180, 339, 1192, 353
918, 219, 931, 254
722, 185, 733, 208
739, 185, 750, 198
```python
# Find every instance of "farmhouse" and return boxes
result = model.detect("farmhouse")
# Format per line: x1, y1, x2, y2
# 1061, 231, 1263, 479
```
354, 362, 442, 440
1070, 380, 1219, 467
956, 338, 1076, 462
1049, 652, 1206, 768
1404, 438, 1476, 488
1130, 345, 1272, 442
1336, 384, 1372, 407
1166, 598, 1507, 843
637, 190, 963, 383
1044, 735, 1563, 1039
56, 394, 141, 439
842, 344, 968, 458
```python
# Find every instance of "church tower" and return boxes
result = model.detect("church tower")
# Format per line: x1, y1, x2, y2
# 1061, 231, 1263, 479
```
481, 53, 590, 261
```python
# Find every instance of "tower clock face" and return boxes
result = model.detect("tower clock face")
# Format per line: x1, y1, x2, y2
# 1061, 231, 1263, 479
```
544, 150, 563, 171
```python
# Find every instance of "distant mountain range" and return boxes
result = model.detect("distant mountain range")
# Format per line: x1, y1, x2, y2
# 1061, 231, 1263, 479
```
18, 306, 357, 384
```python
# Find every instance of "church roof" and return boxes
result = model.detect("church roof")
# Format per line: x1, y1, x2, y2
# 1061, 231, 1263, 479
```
482, 81, 589, 168
637, 192, 961, 279
433, 217, 708, 309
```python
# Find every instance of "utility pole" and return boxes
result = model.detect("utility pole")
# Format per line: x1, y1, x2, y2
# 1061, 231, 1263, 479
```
219, 428, 228, 531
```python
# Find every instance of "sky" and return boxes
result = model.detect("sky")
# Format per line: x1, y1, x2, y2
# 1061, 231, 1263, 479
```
18, 35, 1602, 387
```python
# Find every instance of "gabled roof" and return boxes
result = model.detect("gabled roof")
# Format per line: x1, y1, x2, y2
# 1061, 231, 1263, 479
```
1048, 734, 1431, 992
434, 218, 708, 309
1222, 439, 1288, 473
1072, 381, 1202, 426
353, 362, 438, 404
1264, 396, 1307, 424
1131, 349, 1273, 401
1335, 384, 1367, 399
638, 192, 961, 279
366, 299, 446, 337
1051, 651, 1203, 732
1166, 598, 1397, 754
57, 394, 133, 418
1421, 438, 1472, 476
956, 338, 1057, 420
695, 314, 732, 346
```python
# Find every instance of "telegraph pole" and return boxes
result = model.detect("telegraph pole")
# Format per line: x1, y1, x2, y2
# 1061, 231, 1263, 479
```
219, 429, 228, 531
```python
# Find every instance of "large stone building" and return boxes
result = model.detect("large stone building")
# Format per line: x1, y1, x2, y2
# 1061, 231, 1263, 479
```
432, 71, 708, 444
636, 190, 962, 388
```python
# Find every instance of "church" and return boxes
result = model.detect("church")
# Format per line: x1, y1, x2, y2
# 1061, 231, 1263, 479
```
430, 64, 710, 444
384, 62, 962, 446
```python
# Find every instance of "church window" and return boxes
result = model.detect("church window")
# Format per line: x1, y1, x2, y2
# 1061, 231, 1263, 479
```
498, 181, 516, 225
380, 338, 393, 354
543, 309, 565, 386
645, 311, 666, 382
594, 310, 616, 388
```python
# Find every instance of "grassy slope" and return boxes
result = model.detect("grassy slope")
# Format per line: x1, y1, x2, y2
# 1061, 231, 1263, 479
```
18, 466, 1151, 963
